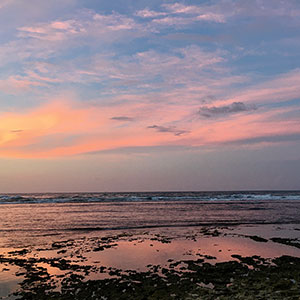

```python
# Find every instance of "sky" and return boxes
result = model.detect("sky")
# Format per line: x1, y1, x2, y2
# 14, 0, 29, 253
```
0, 0, 300, 192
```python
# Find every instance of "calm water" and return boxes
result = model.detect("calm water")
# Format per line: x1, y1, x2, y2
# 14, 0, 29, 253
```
0, 191, 300, 248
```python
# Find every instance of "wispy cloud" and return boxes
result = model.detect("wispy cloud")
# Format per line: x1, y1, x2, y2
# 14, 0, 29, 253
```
84, 145, 189, 155
225, 133, 300, 146
136, 2, 226, 27
135, 8, 167, 18
225, 69, 300, 105
18, 20, 85, 41
163, 3, 225, 22
17, 10, 141, 44
147, 125, 189, 136
0, 75, 46, 94
0, 44, 226, 97
111, 116, 135, 121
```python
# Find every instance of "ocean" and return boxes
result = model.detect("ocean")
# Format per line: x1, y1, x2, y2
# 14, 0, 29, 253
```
0, 191, 300, 248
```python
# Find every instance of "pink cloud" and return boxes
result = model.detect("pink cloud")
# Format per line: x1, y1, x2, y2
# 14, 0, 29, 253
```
135, 8, 167, 18
18, 20, 85, 41
210, 69, 300, 105
136, 2, 226, 25
0, 75, 46, 94
178, 107, 300, 148
17, 11, 140, 43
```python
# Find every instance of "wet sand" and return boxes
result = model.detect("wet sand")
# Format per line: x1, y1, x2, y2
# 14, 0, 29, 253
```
1, 224, 300, 299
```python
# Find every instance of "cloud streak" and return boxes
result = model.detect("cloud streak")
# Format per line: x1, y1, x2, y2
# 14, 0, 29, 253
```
136, 2, 226, 26
111, 116, 135, 121
147, 125, 189, 136
225, 133, 300, 146
199, 102, 257, 118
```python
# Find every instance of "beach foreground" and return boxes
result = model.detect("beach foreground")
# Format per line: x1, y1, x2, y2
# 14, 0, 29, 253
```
1, 224, 300, 299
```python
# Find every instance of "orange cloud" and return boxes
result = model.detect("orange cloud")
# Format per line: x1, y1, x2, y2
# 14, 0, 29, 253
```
0, 99, 187, 158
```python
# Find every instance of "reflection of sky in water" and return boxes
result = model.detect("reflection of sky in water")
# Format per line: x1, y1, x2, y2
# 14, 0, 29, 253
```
82, 228, 300, 274
0, 264, 22, 299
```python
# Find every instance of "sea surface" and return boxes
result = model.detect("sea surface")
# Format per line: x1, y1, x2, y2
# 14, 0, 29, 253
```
1, 191, 300, 248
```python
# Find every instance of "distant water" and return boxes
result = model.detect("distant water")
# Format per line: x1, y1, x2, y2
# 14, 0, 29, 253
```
0, 191, 300, 248
1, 191, 300, 204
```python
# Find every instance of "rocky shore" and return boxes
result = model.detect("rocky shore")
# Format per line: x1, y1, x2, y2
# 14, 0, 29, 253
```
1, 225, 300, 299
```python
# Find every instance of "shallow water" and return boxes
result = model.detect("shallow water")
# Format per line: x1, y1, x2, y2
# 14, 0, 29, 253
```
0, 196, 300, 248
1, 224, 300, 299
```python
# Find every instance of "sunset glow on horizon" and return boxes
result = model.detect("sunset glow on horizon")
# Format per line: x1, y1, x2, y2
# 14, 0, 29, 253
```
1, 0, 300, 192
